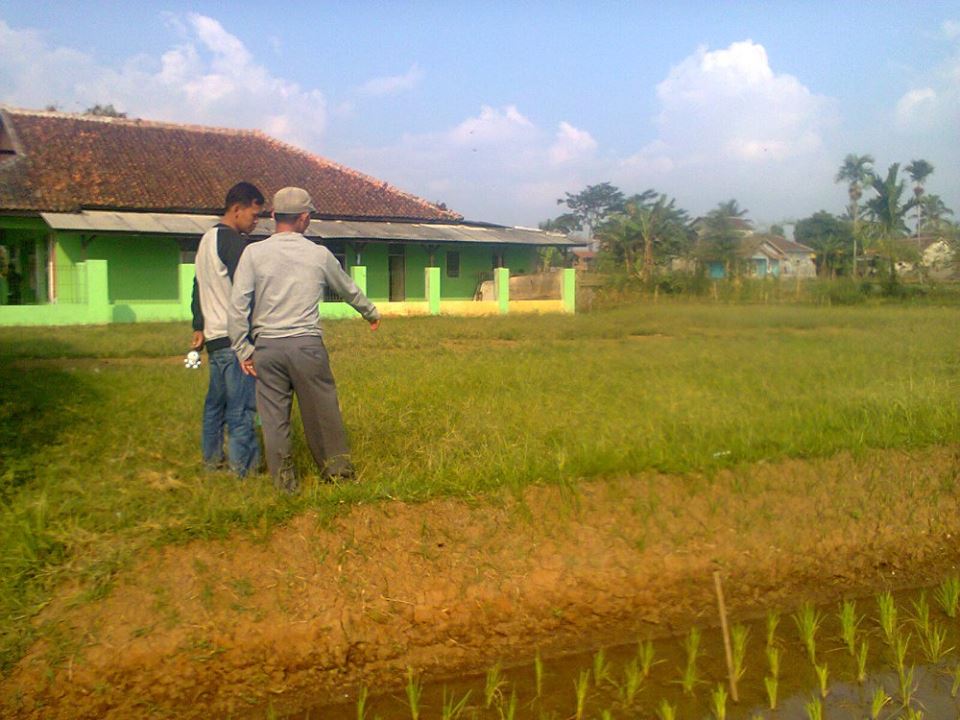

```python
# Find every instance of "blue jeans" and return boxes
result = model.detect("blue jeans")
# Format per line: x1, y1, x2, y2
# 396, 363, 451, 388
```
202, 347, 259, 477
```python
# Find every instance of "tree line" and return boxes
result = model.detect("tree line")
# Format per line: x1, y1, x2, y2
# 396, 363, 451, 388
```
541, 156, 956, 281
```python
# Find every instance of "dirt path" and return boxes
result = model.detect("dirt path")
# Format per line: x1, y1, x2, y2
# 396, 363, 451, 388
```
4, 446, 960, 718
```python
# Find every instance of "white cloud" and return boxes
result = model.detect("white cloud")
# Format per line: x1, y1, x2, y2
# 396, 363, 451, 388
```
0, 15, 327, 148
449, 104, 535, 146
548, 122, 597, 165
356, 63, 423, 97
343, 105, 597, 223
893, 24, 960, 134
652, 40, 833, 164
895, 87, 938, 127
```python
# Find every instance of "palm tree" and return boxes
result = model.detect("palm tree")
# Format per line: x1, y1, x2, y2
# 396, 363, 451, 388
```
918, 194, 954, 233
715, 199, 750, 220
865, 163, 915, 236
835, 154, 874, 276
864, 163, 918, 278
905, 159, 934, 236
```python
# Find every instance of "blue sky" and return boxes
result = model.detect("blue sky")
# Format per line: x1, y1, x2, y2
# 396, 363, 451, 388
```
1, 2, 958, 228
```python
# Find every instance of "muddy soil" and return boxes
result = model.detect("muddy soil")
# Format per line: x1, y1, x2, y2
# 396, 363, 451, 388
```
3, 446, 960, 718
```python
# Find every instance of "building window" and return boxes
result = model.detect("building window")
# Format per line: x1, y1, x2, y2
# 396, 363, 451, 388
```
324, 251, 347, 301
446, 251, 460, 278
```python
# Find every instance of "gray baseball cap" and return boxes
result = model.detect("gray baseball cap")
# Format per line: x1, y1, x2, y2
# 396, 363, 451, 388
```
272, 187, 317, 214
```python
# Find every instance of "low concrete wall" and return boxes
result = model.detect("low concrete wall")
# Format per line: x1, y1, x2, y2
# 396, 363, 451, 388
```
0, 264, 576, 326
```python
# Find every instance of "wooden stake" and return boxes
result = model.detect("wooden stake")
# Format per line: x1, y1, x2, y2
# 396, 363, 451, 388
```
713, 570, 739, 702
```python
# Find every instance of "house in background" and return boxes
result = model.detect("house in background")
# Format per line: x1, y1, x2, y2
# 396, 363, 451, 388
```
0, 108, 580, 325
703, 232, 816, 280
746, 235, 817, 279
892, 235, 958, 281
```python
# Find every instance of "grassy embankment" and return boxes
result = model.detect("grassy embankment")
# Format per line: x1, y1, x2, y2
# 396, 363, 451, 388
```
1, 302, 958, 670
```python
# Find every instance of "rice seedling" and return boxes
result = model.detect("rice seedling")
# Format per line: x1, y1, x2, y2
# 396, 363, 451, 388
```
804, 696, 823, 720
765, 610, 780, 648
766, 645, 781, 678
904, 708, 924, 720
793, 602, 823, 663
898, 664, 916, 709
574, 669, 590, 720
655, 699, 677, 720
441, 688, 472, 720
814, 662, 829, 698
710, 683, 728, 720
503, 687, 517, 720
838, 599, 862, 656
485, 662, 506, 709
405, 666, 423, 720
593, 648, 612, 686
910, 591, 931, 639
764, 675, 778, 710
620, 658, 642, 705
869, 686, 891, 719
877, 591, 898, 646
534, 649, 544, 699
891, 631, 911, 678
918, 619, 953, 664
637, 639, 656, 678
680, 626, 701, 695
935, 575, 960, 618
600, 711, 613, 720
856, 640, 869, 683
731, 624, 749, 682
356, 686, 369, 720
951, 663, 960, 698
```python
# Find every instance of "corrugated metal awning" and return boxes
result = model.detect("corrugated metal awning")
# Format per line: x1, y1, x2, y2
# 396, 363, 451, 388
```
39, 211, 583, 247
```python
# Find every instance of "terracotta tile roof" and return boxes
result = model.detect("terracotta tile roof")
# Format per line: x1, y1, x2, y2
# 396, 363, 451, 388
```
0, 107, 460, 221
762, 235, 814, 255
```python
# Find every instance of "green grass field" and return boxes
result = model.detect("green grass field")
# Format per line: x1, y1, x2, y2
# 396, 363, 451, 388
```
1, 302, 958, 670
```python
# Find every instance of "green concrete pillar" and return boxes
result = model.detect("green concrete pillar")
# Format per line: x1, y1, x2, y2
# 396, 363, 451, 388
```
86, 258, 111, 323
179, 263, 195, 318
425, 266, 440, 315
561, 268, 576, 314
495, 267, 509, 315
351, 265, 367, 295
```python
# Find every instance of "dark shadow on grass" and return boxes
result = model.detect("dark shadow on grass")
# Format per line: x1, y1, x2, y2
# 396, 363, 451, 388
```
0, 360, 98, 503
0, 357, 100, 671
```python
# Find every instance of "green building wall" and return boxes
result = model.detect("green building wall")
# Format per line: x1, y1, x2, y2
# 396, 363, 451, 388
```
56, 233, 181, 303
0, 217, 565, 325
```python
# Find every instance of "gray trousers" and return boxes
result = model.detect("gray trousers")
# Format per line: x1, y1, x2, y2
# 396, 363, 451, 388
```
253, 335, 352, 478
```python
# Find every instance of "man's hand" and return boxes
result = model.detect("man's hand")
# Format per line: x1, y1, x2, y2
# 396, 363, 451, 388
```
369, 319, 380, 331
240, 358, 257, 377
190, 331, 204, 350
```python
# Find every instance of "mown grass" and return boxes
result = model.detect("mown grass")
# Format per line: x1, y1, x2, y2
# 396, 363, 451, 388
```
1, 302, 959, 671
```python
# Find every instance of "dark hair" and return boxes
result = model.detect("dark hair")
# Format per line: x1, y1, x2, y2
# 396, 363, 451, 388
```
223, 182, 265, 212
273, 212, 304, 224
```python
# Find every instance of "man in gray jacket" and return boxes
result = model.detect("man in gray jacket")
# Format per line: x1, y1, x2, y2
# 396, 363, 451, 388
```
228, 187, 380, 492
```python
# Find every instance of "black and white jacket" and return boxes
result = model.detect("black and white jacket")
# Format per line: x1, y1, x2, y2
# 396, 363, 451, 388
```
191, 224, 250, 352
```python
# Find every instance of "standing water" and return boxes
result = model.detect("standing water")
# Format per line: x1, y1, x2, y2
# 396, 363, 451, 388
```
288, 581, 960, 719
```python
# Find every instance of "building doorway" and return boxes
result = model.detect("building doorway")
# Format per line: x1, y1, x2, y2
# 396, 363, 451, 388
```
388, 244, 405, 301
